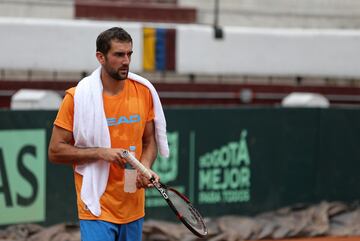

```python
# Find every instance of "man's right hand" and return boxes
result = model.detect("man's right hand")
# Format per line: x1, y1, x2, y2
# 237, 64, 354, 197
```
97, 148, 127, 167
48, 125, 128, 166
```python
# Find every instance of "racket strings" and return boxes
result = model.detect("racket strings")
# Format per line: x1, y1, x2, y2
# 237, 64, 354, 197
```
167, 189, 207, 235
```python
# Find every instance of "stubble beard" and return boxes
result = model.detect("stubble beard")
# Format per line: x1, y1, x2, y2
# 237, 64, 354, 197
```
107, 67, 128, 81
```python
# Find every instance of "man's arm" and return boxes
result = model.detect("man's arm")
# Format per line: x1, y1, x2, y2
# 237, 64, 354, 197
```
48, 125, 125, 165
137, 120, 159, 187
140, 120, 158, 168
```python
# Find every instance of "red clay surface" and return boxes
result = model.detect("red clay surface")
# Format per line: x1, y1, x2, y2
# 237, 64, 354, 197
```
262, 237, 360, 241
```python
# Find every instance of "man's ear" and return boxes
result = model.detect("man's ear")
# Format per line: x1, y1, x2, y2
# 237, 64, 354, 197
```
96, 51, 106, 65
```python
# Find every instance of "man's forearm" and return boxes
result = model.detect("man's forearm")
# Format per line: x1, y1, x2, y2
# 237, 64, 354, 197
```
48, 142, 102, 165
140, 140, 157, 168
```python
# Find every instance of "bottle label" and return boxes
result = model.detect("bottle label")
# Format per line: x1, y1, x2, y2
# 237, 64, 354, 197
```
124, 169, 137, 193
124, 146, 137, 193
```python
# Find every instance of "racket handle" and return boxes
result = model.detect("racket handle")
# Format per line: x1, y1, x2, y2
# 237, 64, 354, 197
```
120, 150, 153, 180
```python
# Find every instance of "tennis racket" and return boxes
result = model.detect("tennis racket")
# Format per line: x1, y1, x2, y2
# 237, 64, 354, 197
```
120, 150, 208, 238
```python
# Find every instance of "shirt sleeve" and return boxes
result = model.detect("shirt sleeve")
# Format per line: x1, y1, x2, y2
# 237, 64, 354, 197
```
54, 88, 75, 132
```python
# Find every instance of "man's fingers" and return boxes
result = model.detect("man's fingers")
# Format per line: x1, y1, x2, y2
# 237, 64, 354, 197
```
136, 175, 145, 188
149, 170, 160, 183
116, 159, 125, 168
132, 168, 160, 189
136, 173, 153, 189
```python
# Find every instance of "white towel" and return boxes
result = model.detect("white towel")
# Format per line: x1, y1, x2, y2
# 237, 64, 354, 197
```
73, 66, 169, 217
127, 72, 169, 156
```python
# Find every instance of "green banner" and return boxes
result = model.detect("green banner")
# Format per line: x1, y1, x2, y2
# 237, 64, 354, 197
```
145, 108, 360, 219
198, 129, 251, 204
0, 108, 359, 226
0, 129, 46, 225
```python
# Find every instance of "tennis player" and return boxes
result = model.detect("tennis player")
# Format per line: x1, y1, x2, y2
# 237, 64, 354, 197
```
48, 27, 163, 241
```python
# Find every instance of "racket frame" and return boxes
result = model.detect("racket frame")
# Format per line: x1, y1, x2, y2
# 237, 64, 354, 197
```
120, 150, 208, 238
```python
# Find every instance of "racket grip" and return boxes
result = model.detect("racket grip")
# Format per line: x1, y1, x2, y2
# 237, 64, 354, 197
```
120, 150, 153, 180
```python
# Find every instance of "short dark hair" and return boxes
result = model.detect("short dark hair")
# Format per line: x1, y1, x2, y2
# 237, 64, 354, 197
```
96, 27, 133, 54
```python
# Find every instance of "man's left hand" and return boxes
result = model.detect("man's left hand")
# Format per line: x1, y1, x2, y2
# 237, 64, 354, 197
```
136, 169, 159, 189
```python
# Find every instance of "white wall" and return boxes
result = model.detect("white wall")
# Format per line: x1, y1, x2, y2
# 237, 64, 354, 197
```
0, 18, 143, 72
1, 17, 360, 78
177, 25, 360, 78
2, 0, 360, 28
0, 0, 73, 19
179, 0, 360, 28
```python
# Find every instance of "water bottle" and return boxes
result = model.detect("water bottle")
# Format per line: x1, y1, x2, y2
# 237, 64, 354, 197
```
124, 145, 137, 193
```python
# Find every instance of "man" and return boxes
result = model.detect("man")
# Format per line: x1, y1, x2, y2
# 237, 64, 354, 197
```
48, 27, 166, 241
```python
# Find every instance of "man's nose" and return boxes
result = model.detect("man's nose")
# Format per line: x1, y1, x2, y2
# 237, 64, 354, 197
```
123, 55, 130, 65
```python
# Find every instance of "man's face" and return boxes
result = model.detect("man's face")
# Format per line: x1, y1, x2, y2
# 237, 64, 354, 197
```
102, 40, 133, 81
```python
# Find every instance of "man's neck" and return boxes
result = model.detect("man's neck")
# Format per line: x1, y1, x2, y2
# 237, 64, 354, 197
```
101, 69, 126, 96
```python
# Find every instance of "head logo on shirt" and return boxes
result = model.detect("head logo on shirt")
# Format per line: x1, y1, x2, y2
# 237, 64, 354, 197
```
107, 114, 140, 126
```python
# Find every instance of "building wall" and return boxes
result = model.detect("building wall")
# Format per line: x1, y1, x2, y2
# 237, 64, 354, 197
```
179, 0, 360, 28
1, 18, 360, 79
2, 0, 360, 28
0, 0, 73, 19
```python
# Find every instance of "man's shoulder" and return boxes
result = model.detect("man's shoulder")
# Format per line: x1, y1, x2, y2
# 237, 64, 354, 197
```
127, 72, 154, 92
128, 79, 151, 93
65, 87, 76, 97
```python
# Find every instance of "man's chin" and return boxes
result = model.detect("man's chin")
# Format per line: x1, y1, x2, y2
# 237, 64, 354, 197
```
119, 74, 128, 80
118, 71, 128, 80
115, 77, 126, 81
112, 73, 127, 81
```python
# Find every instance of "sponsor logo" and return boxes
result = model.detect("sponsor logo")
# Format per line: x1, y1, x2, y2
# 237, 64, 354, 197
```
154, 182, 168, 199
0, 130, 46, 225
198, 130, 251, 204
107, 114, 140, 126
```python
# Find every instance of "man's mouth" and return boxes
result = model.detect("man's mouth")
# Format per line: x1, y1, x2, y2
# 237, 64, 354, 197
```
119, 69, 128, 74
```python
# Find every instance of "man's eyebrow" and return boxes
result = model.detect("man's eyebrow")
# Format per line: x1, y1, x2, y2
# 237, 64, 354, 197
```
114, 50, 133, 54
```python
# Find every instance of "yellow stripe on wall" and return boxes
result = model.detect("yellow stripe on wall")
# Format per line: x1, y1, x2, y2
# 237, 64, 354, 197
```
143, 28, 156, 71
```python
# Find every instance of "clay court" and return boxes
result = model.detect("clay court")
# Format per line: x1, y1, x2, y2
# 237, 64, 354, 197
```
264, 237, 360, 241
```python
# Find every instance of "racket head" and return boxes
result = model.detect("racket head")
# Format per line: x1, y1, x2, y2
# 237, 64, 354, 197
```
156, 183, 208, 238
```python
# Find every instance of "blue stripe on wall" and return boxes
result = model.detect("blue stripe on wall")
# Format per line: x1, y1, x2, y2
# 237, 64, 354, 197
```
156, 28, 166, 71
